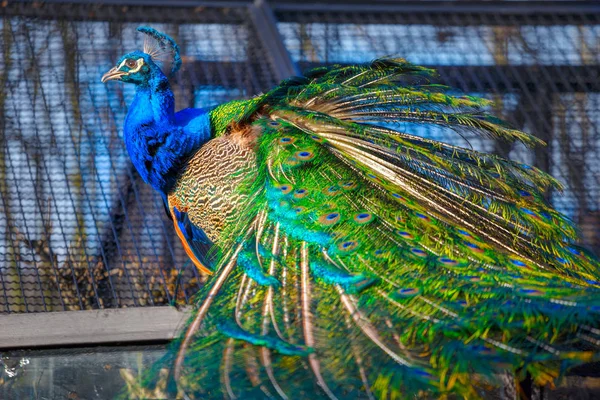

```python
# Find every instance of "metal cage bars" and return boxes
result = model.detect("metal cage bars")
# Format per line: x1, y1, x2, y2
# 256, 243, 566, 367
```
0, 1, 599, 315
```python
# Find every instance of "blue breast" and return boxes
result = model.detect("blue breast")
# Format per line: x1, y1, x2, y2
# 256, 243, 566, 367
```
123, 74, 211, 197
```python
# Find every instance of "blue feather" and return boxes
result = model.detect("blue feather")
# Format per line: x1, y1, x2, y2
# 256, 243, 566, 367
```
122, 59, 211, 196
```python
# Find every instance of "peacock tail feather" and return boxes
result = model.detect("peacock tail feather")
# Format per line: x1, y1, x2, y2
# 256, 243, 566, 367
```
131, 58, 600, 399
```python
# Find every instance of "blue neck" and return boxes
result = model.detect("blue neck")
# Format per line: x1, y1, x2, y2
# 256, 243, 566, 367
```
123, 71, 211, 196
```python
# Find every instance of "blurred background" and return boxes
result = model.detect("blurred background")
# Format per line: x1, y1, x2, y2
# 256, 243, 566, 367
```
0, 0, 598, 316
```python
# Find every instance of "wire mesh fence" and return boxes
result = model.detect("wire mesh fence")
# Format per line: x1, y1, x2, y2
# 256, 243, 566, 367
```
0, 1, 598, 314
276, 7, 600, 249
0, 2, 278, 313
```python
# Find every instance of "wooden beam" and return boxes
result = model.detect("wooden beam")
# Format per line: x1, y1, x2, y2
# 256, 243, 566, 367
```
273, 1, 600, 22
249, 0, 300, 81
0, 2, 249, 23
0, 307, 190, 349
3, 1, 598, 25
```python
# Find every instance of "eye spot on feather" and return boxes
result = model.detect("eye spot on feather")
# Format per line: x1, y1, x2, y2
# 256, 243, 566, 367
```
391, 193, 409, 203
510, 259, 527, 268
397, 231, 414, 240
278, 136, 295, 145
396, 287, 420, 298
415, 212, 432, 223
568, 247, 582, 256
457, 229, 472, 238
438, 257, 458, 266
354, 212, 373, 224
318, 212, 341, 226
295, 150, 314, 161
338, 240, 358, 252
339, 181, 357, 190
556, 257, 568, 264
323, 185, 341, 196
520, 207, 540, 219
269, 121, 280, 126
373, 249, 388, 258
366, 173, 385, 184
518, 190, 532, 198
276, 184, 293, 194
310, 135, 324, 143
455, 299, 468, 307
410, 247, 428, 258
464, 241, 484, 253
294, 206, 306, 214
293, 188, 308, 199
518, 287, 544, 297
413, 368, 435, 380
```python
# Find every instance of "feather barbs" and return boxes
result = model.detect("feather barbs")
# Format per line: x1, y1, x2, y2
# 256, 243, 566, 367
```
137, 26, 182, 77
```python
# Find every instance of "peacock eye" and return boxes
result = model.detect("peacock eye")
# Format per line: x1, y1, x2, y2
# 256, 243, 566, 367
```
126, 59, 137, 68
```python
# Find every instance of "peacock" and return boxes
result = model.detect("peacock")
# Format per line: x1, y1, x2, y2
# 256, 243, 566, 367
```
102, 27, 600, 399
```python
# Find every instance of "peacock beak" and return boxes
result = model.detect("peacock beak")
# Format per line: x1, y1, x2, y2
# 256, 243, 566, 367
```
101, 66, 126, 83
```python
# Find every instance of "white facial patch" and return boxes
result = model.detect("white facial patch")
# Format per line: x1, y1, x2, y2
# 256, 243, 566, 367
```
118, 58, 145, 74
129, 58, 145, 73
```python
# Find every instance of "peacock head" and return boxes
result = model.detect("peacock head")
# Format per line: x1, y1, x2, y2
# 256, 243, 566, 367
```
101, 26, 182, 86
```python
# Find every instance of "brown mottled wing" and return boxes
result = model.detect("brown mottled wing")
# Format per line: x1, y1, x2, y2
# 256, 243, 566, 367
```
167, 128, 260, 273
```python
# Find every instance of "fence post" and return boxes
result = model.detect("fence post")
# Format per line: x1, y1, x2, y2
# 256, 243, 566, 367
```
248, 0, 300, 82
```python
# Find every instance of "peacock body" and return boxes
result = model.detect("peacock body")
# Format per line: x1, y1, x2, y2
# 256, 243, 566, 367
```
103, 27, 600, 399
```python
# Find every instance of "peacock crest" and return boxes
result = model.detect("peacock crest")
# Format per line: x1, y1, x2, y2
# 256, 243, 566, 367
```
137, 26, 181, 77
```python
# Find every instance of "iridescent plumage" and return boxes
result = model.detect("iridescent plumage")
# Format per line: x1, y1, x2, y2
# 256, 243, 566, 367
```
104, 27, 600, 399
